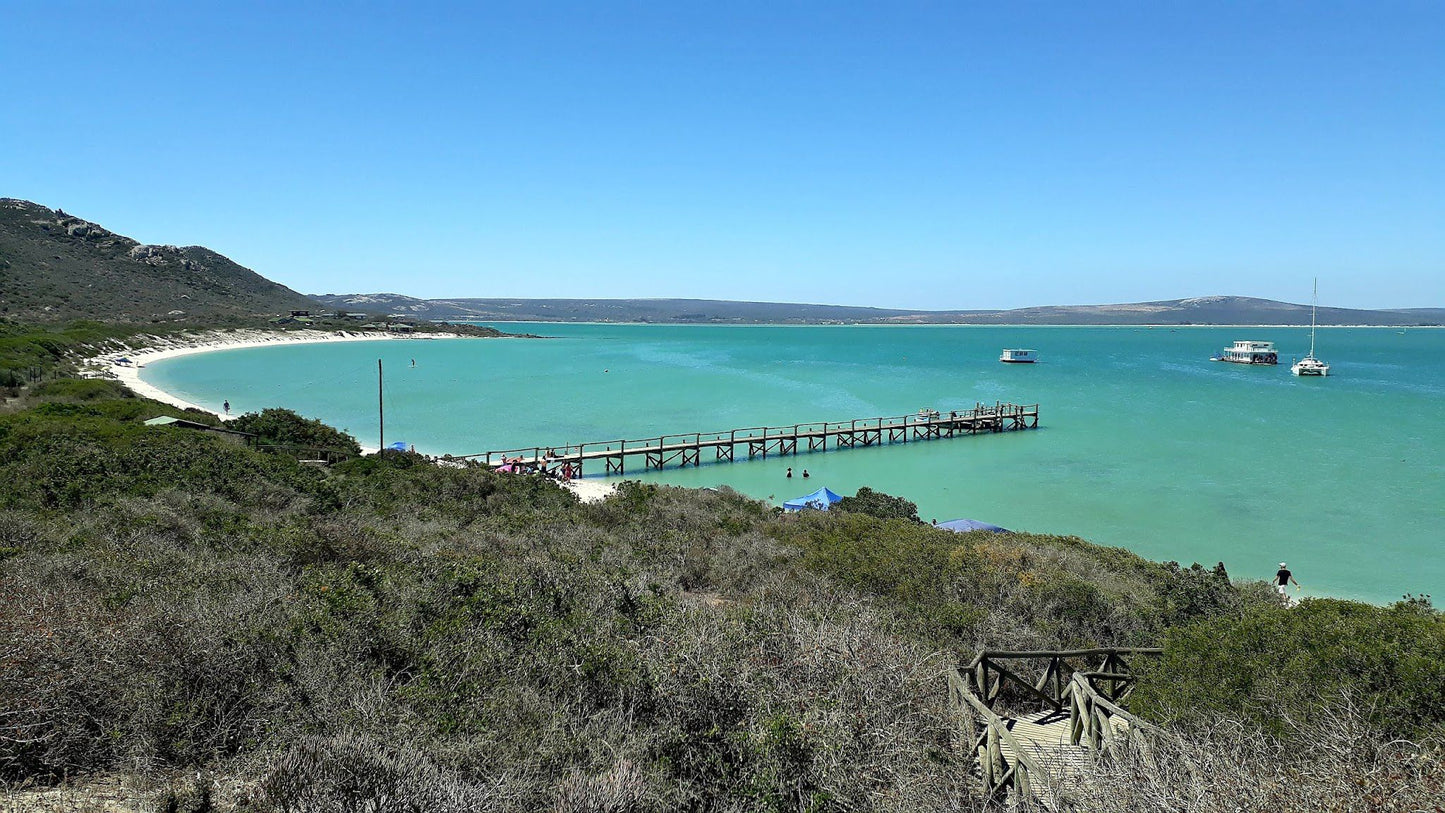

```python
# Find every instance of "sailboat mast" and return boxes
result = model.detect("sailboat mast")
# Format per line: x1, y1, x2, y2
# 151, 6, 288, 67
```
1309, 278, 1317, 357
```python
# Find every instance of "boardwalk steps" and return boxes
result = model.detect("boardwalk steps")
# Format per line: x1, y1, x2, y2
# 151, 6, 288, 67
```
948, 648, 1161, 809
461, 402, 1039, 476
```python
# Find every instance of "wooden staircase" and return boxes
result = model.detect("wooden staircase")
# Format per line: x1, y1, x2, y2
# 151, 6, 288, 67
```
947, 648, 1161, 808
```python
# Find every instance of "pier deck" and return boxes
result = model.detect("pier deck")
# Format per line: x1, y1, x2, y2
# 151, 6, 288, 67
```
460, 402, 1038, 477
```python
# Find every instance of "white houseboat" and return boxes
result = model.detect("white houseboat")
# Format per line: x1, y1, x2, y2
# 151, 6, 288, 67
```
1213, 340, 1278, 365
999, 348, 1037, 364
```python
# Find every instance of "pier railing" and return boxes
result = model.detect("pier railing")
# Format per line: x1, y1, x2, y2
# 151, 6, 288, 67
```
458, 402, 1039, 476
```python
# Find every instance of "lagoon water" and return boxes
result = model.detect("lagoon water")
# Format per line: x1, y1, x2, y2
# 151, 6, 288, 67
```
144, 324, 1444, 604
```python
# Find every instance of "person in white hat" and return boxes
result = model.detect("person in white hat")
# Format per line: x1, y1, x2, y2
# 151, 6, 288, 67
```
1274, 562, 1299, 598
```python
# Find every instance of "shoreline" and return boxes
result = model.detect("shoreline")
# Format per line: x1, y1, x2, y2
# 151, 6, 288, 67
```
86, 328, 453, 420
83, 328, 619, 504
452, 319, 1442, 328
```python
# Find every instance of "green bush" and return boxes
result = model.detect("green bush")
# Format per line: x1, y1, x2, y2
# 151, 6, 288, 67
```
0, 409, 325, 510
1133, 598, 1445, 741
833, 486, 919, 522
3, 384, 1416, 810
774, 513, 1174, 650
231, 407, 362, 455
31, 378, 132, 401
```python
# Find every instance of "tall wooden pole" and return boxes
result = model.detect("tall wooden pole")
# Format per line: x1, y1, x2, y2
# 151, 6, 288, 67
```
378, 358, 384, 453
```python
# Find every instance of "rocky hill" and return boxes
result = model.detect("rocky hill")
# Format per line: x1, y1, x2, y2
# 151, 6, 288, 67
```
311, 293, 1445, 326
0, 198, 316, 323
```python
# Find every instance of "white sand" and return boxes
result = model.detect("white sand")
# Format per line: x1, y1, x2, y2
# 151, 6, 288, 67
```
564, 478, 619, 503
84, 328, 457, 420
83, 328, 620, 504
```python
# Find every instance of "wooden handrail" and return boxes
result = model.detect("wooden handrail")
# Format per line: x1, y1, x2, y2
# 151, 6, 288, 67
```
954, 646, 1161, 803
1068, 670, 1159, 752
1069, 672, 1155, 729
948, 670, 1045, 802
969, 647, 1162, 665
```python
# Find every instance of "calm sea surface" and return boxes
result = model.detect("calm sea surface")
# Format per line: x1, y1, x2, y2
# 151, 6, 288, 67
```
145, 324, 1444, 604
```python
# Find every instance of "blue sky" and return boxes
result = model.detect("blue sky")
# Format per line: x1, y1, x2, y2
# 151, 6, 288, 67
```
3, 2, 1441, 309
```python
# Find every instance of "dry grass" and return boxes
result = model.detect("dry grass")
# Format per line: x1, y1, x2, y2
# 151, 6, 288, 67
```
1057, 708, 1445, 812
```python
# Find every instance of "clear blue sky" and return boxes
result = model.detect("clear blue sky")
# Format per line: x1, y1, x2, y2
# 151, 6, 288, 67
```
3, 2, 1441, 309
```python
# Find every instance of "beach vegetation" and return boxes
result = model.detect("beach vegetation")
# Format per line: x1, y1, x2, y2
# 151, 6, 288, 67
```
832, 486, 920, 522
230, 407, 362, 456
1133, 597, 1445, 742
0, 319, 159, 389
0, 386, 1439, 810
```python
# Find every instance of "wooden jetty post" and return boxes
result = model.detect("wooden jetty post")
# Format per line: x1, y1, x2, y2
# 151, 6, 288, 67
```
461, 403, 1039, 477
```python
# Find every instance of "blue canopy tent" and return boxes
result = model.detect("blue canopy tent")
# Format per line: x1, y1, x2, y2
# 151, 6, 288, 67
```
937, 518, 1010, 533
783, 487, 843, 512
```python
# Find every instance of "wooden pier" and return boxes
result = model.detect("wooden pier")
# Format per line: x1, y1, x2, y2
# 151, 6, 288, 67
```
460, 402, 1038, 477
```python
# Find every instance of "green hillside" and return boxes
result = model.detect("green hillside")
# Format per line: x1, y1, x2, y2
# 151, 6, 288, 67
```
0, 198, 315, 323
1, 387, 1440, 811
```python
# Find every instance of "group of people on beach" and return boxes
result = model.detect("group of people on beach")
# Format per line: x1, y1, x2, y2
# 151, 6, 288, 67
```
498, 452, 576, 482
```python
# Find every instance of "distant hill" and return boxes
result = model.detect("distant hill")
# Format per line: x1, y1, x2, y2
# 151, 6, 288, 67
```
308, 294, 924, 324
311, 293, 1445, 326
0, 198, 315, 323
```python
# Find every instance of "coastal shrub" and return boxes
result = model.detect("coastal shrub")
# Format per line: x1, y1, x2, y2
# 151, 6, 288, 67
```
0, 412, 325, 509
258, 734, 503, 813
833, 486, 919, 522
0, 320, 168, 381
773, 514, 1184, 651
6, 388, 1429, 809
1155, 560, 1245, 625
30, 377, 132, 401
230, 407, 362, 455
1132, 598, 1445, 741
1066, 707, 1445, 812
333, 453, 578, 521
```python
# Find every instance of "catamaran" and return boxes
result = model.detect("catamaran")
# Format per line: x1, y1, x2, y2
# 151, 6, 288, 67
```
1291, 280, 1329, 377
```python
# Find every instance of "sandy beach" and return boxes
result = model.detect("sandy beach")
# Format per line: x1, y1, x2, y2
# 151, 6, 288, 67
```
84, 328, 618, 504
85, 328, 451, 419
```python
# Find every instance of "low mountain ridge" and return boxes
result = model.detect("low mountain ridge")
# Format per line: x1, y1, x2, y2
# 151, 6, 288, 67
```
311, 293, 1445, 326
0, 198, 315, 322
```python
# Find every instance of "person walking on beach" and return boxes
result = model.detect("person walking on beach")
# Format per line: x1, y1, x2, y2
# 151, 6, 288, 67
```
223, 400, 230, 415
1275, 562, 1299, 599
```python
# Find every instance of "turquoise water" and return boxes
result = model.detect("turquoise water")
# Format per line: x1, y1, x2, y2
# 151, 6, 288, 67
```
145, 324, 1444, 604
